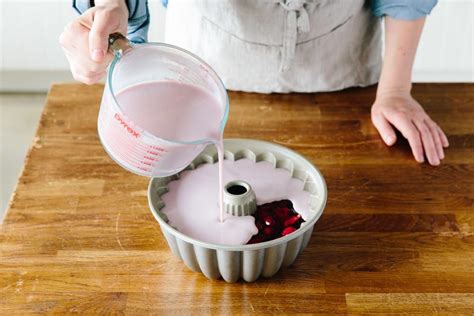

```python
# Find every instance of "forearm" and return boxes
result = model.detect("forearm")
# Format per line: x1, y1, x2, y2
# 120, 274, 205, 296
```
72, 0, 149, 43
377, 17, 425, 97
95, 0, 128, 12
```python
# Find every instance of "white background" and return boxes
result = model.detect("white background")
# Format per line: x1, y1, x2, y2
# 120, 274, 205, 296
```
0, 0, 472, 91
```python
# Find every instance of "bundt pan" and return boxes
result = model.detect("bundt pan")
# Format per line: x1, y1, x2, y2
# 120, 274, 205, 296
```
147, 139, 327, 282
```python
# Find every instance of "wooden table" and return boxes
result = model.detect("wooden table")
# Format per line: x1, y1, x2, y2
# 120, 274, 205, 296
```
1, 83, 473, 314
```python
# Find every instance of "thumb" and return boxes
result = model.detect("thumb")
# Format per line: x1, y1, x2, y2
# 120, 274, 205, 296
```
372, 111, 397, 146
89, 11, 117, 62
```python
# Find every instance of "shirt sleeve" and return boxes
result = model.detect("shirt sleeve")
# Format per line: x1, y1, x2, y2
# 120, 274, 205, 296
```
371, 0, 438, 20
72, 0, 150, 43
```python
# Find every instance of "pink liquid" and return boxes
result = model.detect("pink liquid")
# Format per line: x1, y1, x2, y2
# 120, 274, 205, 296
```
117, 81, 223, 142
162, 159, 311, 245
116, 81, 226, 221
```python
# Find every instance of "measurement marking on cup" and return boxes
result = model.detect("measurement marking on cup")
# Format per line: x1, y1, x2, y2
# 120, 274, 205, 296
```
143, 156, 159, 161
105, 135, 159, 168
137, 166, 152, 173
105, 138, 145, 163
149, 145, 168, 152
105, 132, 143, 156
107, 126, 151, 152
106, 125, 153, 152
109, 142, 153, 163
99, 110, 173, 175
106, 132, 160, 161
107, 144, 156, 172
106, 119, 168, 154
109, 131, 151, 152
106, 138, 159, 170
146, 150, 163, 157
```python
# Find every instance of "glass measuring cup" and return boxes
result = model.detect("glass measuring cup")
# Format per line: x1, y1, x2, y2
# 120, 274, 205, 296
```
98, 33, 229, 177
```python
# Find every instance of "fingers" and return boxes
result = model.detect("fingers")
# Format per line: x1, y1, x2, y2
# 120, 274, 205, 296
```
371, 111, 397, 146
413, 120, 440, 166
89, 10, 116, 62
63, 49, 108, 84
60, 15, 112, 84
438, 124, 449, 148
387, 113, 425, 163
60, 5, 126, 84
426, 120, 444, 160
372, 96, 449, 166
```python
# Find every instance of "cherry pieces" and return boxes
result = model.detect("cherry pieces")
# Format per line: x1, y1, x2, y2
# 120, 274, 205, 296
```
247, 200, 305, 244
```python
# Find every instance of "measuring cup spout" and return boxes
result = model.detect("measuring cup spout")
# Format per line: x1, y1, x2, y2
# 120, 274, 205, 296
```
108, 33, 133, 58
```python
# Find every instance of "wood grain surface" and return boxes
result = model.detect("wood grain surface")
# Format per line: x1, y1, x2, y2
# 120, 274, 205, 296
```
1, 83, 473, 314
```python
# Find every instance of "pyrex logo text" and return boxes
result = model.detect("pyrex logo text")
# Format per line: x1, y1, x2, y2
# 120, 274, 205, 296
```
114, 113, 140, 138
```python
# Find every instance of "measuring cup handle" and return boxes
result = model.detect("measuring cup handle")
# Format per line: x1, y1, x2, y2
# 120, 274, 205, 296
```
108, 33, 133, 57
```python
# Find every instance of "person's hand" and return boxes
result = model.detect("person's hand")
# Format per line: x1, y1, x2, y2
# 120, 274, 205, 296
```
371, 90, 449, 166
59, 0, 128, 84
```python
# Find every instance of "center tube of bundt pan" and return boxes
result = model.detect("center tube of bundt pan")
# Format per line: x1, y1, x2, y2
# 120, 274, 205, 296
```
216, 140, 225, 222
